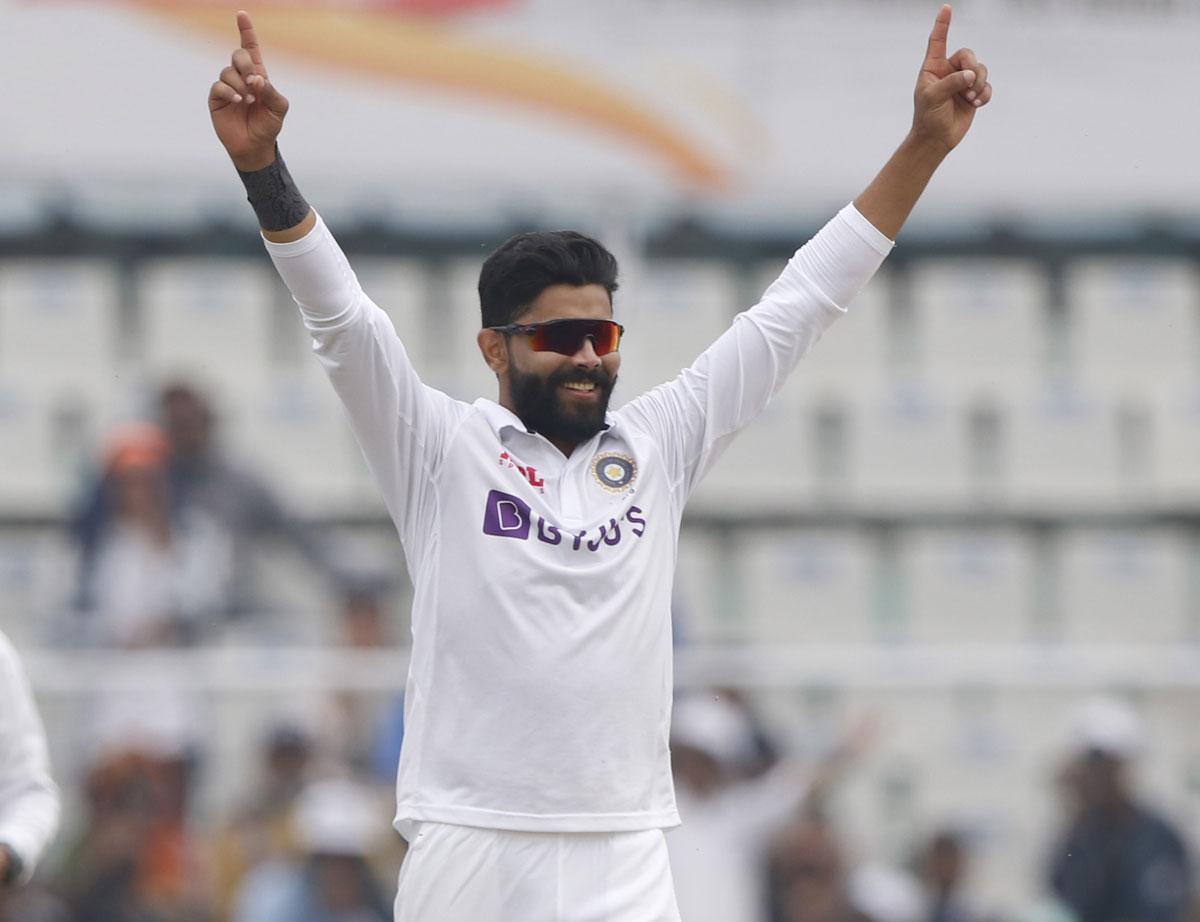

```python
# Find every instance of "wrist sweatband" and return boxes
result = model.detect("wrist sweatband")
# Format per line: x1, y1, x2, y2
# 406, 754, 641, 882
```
236, 145, 310, 231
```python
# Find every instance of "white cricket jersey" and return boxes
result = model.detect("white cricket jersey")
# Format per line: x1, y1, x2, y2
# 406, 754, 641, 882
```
0, 631, 60, 882
264, 204, 891, 834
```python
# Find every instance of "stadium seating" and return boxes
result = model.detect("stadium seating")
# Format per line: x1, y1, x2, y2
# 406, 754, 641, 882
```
137, 258, 279, 393
1056, 527, 1190, 644
903, 529, 1034, 644
913, 258, 1049, 394
0, 259, 124, 509
1067, 257, 1200, 395
737, 529, 878, 644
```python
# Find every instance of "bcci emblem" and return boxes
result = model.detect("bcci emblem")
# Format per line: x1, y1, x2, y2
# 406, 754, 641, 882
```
592, 452, 637, 492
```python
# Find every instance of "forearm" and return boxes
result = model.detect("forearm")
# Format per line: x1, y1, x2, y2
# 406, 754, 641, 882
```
852, 132, 950, 241
264, 212, 364, 325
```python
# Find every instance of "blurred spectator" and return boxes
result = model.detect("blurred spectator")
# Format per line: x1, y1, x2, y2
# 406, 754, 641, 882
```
74, 424, 227, 646
668, 692, 869, 922
56, 695, 210, 922
1048, 696, 1193, 922
231, 778, 391, 922
72, 382, 352, 632
769, 812, 851, 922
915, 829, 992, 922
213, 724, 313, 918
0, 631, 61, 897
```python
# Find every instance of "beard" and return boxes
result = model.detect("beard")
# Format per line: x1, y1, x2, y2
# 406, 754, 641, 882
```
509, 362, 616, 448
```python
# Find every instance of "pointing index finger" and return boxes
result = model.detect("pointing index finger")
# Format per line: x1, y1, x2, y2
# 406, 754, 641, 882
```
925, 3, 951, 65
237, 10, 267, 75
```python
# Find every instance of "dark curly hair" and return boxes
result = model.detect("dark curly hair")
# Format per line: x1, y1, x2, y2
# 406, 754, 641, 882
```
478, 230, 619, 329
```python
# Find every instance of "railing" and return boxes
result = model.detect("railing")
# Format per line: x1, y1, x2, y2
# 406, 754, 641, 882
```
23, 642, 1200, 694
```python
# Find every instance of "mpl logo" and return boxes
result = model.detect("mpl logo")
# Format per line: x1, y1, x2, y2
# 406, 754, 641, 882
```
482, 490, 533, 540
498, 451, 545, 492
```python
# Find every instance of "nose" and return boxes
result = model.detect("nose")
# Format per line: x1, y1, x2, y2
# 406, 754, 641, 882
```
572, 336, 602, 369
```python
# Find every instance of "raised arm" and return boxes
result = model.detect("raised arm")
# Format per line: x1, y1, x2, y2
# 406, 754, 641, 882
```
854, 4, 992, 238
208, 11, 315, 242
622, 6, 991, 500
205, 14, 471, 546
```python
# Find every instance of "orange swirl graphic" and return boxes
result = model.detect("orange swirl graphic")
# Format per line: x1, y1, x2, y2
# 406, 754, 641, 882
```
144, 2, 728, 189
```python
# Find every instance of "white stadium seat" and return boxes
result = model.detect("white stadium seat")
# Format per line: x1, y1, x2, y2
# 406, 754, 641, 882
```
854, 386, 968, 503
229, 361, 370, 515
138, 258, 277, 393
737, 529, 877, 644
1157, 382, 1200, 500
0, 380, 62, 511
616, 259, 738, 402
672, 530, 734, 644
1057, 528, 1190, 644
905, 528, 1034, 644
1066, 257, 1200, 395
0, 258, 120, 397
913, 259, 1050, 393
1008, 386, 1120, 502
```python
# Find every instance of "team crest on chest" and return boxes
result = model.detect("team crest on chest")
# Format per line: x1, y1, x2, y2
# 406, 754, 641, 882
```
591, 452, 637, 492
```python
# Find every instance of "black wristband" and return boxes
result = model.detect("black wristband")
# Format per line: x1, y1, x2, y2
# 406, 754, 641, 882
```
236, 145, 311, 232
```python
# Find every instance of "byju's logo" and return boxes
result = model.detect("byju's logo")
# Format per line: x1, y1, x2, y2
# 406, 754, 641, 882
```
481, 490, 647, 551
482, 490, 532, 539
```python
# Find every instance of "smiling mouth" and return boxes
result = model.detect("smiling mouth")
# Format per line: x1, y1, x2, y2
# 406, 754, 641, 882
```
562, 382, 597, 393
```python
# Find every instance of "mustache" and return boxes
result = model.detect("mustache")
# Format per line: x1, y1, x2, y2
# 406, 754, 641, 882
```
550, 367, 614, 389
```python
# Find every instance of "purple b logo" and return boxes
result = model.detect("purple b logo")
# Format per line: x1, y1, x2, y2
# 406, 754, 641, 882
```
482, 490, 532, 540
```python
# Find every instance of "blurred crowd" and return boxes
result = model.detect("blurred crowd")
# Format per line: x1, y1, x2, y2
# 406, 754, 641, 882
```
1, 381, 1195, 922
67, 382, 361, 648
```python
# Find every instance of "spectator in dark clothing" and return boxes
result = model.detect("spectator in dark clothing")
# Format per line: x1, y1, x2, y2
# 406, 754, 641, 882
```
1048, 696, 1192, 922
72, 382, 351, 628
916, 829, 992, 922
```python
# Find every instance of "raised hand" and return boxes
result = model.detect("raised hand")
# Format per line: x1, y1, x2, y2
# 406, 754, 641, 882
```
208, 11, 290, 171
911, 4, 992, 155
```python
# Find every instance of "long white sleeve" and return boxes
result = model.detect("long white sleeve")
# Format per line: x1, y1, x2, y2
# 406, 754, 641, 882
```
0, 633, 60, 883
263, 214, 472, 548
619, 203, 892, 502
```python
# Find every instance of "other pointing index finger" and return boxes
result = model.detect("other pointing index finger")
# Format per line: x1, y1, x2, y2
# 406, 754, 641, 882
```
237, 10, 267, 73
925, 3, 951, 64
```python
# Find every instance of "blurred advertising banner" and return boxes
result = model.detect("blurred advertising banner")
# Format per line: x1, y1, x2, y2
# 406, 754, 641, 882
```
2, 0, 1197, 223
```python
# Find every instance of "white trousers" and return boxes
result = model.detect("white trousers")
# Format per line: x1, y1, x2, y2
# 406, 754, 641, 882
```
393, 822, 682, 922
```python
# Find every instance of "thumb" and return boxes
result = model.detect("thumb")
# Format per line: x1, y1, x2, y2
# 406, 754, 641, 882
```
925, 68, 975, 104
249, 73, 289, 118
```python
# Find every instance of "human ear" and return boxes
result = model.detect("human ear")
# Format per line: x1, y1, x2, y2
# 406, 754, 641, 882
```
477, 329, 509, 375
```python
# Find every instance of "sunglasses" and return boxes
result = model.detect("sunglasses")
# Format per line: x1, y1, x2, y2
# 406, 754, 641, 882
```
487, 318, 625, 357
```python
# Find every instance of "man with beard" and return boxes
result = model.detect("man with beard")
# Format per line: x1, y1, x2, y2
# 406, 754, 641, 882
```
208, 8, 991, 920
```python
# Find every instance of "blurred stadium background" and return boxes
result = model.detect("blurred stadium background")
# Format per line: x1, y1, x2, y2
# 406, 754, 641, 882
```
1, 0, 1198, 920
